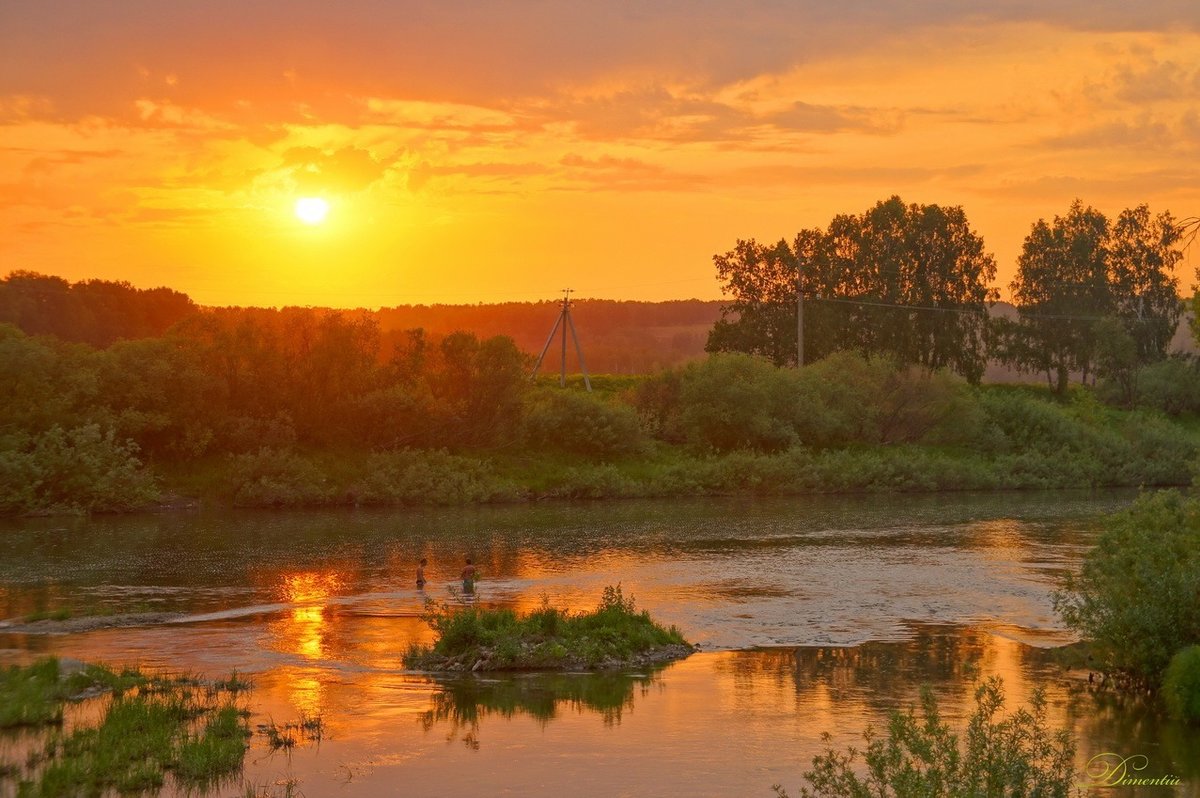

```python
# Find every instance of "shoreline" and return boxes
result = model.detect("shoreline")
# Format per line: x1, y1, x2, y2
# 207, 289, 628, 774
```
9, 470, 1184, 520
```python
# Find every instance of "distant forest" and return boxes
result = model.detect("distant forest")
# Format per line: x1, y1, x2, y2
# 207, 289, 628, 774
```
0, 271, 718, 374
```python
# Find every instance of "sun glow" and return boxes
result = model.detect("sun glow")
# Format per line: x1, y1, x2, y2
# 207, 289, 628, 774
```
294, 197, 330, 225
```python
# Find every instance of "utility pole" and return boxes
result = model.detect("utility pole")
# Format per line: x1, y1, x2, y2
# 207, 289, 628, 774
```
796, 264, 804, 367
531, 289, 593, 391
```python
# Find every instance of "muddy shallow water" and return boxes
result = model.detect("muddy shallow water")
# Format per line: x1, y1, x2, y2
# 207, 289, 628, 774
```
1, 492, 1197, 796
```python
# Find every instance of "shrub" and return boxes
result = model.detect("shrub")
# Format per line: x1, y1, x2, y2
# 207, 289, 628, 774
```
225, 447, 334, 508
1134, 357, 1200, 416
795, 352, 976, 446
358, 449, 515, 505
1163, 645, 1200, 723
1055, 490, 1200, 684
541, 464, 640, 499
627, 368, 684, 442
677, 354, 799, 452
776, 677, 1077, 798
0, 425, 158, 514
523, 390, 647, 457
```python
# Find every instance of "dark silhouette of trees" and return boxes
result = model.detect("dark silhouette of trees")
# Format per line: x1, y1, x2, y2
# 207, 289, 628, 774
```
706, 197, 997, 382
998, 201, 1182, 395
0, 271, 195, 347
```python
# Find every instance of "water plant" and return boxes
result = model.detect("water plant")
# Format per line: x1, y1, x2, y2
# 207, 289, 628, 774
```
774, 677, 1078, 798
0, 658, 253, 795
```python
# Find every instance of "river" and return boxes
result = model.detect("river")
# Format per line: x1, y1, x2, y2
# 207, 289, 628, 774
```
1, 492, 1196, 796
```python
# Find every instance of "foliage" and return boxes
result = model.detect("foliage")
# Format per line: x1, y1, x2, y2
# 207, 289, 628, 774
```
1092, 317, 1139, 408
776, 677, 1077, 798
1163, 645, 1200, 723
796, 352, 975, 446
1130, 357, 1200, 416
358, 449, 517, 505
657, 352, 984, 453
225, 448, 335, 508
0, 271, 195, 347
404, 585, 690, 671
677, 353, 800, 452
707, 197, 997, 382
2, 268, 1200, 516
1000, 201, 1182, 394
0, 425, 158, 514
1054, 490, 1200, 684
523, 389, 647, 457
707, 238, 800, 367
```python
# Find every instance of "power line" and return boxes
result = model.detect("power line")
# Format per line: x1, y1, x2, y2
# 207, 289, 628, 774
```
803, 294, 1164, 323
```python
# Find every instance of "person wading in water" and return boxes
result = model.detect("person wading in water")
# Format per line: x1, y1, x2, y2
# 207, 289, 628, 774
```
461, 558, 477, 594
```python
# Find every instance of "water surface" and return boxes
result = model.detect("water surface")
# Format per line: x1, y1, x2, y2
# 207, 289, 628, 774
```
1, 492, 1196, 796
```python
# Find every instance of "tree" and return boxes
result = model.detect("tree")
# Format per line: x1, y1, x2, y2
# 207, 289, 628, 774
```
706, 197, 997, 382
1003, 201, 1182, 395
1092, 317, 1139, 408
427, 332, 530, 447
705, 238, 798, 367
1005, 200, 1110, 395
0, 271, 194, 346
1107, 205, 1182, 363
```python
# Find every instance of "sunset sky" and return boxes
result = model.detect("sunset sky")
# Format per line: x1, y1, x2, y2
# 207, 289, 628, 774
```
2, 1, 1199, 307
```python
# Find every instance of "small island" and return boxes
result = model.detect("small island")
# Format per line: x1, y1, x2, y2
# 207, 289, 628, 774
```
404, 586, 694, 672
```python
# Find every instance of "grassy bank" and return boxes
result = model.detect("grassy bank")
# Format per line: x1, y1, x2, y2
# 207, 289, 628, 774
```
404, 586, 693, 672
154, 430, 1198, 511
7, 353, 1200, 515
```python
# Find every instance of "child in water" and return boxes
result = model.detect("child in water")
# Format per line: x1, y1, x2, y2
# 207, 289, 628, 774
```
461, 558, 477, 593
416, 557, 427, 589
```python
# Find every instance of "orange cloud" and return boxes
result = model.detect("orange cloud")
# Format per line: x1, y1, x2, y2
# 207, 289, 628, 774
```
2, 3, 1199, 306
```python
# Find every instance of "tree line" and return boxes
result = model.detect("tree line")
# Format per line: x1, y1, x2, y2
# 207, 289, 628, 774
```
707, 196, 1186, 394
0, 273, 719, 375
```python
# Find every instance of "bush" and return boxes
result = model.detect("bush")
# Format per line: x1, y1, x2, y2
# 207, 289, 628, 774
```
1055, 490, 1200, 684
794, 352, 976, 446
677, 354, 799, 452
0, 425, 158, 514
541, 463, 640, 499
523, 390, 647, 457
358, 449, 516, 505
1135, 357, 1200, 416
1163, 645, 1200, 723
776, 677, 1077, 798
225, 447, 334, 508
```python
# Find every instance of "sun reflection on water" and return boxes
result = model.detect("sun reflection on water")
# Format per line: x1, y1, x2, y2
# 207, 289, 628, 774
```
272, 571, 346, 662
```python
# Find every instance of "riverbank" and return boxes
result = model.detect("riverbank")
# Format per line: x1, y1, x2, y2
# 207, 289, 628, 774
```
6, 335, 1200, 516
154, 434, 1195, 512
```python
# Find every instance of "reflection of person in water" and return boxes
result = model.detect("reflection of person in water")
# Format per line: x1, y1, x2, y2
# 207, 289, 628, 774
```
461, 558, 477, 593
416, 557, 427, 590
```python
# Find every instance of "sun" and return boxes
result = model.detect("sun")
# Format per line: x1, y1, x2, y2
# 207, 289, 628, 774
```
294, 197, 330, 225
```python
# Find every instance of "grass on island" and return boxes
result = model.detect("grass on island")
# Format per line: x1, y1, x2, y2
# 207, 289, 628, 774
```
404, 585, 691, 671
0, 657, 253, 795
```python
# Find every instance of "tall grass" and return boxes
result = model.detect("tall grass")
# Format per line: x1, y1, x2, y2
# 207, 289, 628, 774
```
0, 659, 254, 795
405, 585, 690, 670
